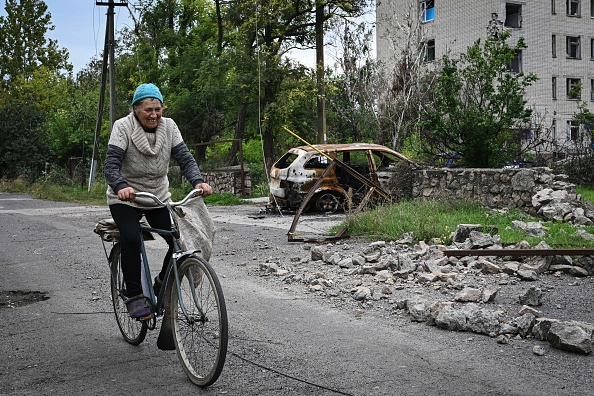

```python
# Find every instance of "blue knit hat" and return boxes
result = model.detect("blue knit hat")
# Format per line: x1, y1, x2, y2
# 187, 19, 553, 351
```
132, 83, 163, 105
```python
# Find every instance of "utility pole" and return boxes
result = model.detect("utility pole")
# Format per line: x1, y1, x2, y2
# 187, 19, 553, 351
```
88, 1, 128, 191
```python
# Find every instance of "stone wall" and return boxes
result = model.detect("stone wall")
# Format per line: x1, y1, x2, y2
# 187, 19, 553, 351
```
410, 167, 561, 209
202, 169, 251, 197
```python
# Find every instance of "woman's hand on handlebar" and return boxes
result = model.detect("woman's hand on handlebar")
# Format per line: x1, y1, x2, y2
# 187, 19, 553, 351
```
117, 187, 136, 202
195, 183, 213, 197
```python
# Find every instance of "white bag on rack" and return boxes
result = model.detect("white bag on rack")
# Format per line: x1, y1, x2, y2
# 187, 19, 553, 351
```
171, 195, 215, 261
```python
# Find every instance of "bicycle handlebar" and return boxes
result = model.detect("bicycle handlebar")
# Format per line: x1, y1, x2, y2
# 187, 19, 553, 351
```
135, 189, 204, 207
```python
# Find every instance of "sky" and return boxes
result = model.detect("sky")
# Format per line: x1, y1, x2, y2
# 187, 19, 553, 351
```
0, 0, 135, 73
44, 0, 135, 73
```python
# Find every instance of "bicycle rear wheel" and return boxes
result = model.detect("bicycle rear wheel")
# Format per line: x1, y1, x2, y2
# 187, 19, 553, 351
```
109, 243, 147, 345
169, 255, 228, 387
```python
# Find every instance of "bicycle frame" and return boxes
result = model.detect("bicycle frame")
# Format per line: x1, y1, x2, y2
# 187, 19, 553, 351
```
133, 191, 207, 323
103, 188, 207, 323
137, 223, 203, 322
137, 224, 176, 314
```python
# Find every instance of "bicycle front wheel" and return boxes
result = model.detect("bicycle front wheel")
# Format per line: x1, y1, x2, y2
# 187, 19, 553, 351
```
170, 255, 228, 387
109, 243, 147, 345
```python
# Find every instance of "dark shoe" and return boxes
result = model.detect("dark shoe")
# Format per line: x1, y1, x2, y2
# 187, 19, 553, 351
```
153, 275, 163, 297
124, 294, 151, 318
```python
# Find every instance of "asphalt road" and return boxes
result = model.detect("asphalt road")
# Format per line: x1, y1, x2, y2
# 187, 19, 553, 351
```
1, 192, 593, 395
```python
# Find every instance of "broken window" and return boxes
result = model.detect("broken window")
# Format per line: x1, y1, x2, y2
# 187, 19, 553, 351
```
552, 76, 557, 99
304, 155, 329, 169
274, 152, 298, 169
567, 0, 580, 16
505, 3, 522, 28
371, 151, 402, 171
552, 34, 557, 57
507, 50, 522, 72
567, 78, 582, 99
567, 36, 581, 58
421, 0, 435, 22
425, 39, 436, 62
568, 120, 580, 140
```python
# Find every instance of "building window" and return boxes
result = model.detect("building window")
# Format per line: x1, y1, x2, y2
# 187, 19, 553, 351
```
591, 0, 594, 16
552, 0, 557, 13
553, 76, 557, 99
567, 0, 580, 16
425, 39, 436, 62
421, 0, 435, 22
567, 78, 582, 99
567, 36, 581, 58
552, 35, 557, 57
505, 3, 522, 27
552, 119, 557, 142
591, 38, 594, 59
568, 120, 580, 140
507, 50, 522, 72
591, 79, 594, 100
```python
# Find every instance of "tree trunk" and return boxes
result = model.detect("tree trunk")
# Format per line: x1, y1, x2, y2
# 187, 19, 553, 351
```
227, 103, 248, 166
315, 2, 326, 144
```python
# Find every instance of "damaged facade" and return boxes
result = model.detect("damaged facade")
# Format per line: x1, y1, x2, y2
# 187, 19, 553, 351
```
376, 0, 594, 157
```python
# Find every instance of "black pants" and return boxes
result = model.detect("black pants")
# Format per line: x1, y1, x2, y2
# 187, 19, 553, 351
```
109, 204, 174, 297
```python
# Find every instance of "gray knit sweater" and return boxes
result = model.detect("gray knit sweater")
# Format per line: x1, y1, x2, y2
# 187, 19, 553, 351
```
104, 113, 203, 208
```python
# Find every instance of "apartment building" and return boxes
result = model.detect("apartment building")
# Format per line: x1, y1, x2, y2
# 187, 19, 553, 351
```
376, 0, 594, 154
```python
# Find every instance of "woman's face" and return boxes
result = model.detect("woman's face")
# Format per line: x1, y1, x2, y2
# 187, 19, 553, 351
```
135, 98, 162, 129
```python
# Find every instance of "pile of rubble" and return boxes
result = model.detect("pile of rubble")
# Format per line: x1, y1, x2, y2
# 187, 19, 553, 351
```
258, 229, 594, 355
255, 172, 594, 355
530, 175, 594, 225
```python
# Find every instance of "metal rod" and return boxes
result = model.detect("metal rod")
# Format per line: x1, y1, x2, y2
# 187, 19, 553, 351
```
443, 249, 594, 257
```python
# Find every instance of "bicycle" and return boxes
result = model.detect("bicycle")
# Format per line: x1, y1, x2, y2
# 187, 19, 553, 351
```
95, 189, 228, 387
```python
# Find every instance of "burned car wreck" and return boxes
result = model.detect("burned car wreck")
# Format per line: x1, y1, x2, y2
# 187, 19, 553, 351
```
267, 143, 415, 213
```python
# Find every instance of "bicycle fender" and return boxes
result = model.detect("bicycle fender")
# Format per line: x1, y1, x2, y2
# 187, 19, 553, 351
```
172, 249, 202, 261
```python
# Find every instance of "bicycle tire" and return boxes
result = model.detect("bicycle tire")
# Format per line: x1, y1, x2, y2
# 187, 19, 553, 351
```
168, 255, 228, 387
109, 243, 147, 345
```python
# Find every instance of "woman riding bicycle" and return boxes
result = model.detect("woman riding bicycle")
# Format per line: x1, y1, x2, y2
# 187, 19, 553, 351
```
104, 83, 212, 318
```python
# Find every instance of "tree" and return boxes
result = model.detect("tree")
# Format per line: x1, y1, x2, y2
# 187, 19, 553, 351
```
112, 0, 372, 173
222, 0, 370, 167
325, 19, 380, 144
0, 0, 72, 181
0, 0, 71, 95
0, 102, 51, 179
420, 30, 538, 168
365, 1, 432, 152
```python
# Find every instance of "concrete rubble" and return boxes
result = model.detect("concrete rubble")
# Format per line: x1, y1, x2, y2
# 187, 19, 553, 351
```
258, 229, 594, 355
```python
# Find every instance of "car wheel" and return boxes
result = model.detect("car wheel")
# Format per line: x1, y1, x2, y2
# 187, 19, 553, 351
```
315, 193, 341, 213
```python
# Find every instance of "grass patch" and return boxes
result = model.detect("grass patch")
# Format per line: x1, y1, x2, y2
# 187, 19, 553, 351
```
576, 185, 594, 205
202, 192, 250, 206
0, 178, 108, 205
1, 178, 250, 207
344, 199, 594, 248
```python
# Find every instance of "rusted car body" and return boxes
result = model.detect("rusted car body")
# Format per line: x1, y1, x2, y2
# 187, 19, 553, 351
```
268, 143, 415, 212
